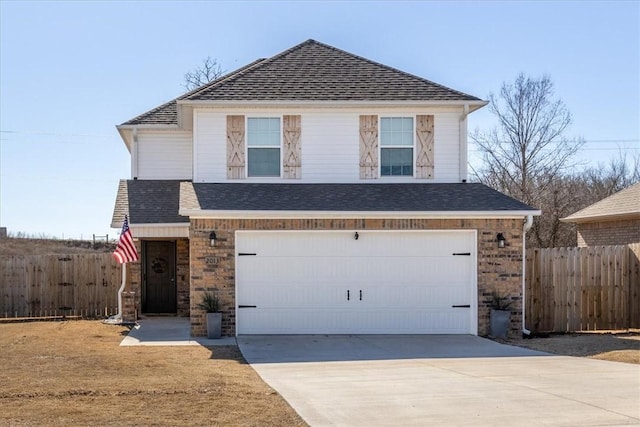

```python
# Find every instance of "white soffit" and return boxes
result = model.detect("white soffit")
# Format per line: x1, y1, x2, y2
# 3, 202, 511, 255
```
129, 223, 189, 238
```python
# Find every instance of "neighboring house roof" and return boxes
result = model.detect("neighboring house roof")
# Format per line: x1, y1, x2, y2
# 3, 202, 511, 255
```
562, 182, 640, 223
111, 180, 190, 227
114, 181, 537, 225
121, 39, 482, 126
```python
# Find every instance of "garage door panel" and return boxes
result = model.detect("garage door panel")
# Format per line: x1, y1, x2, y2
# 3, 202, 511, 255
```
239, 309, 368, 334
239, 256, 472, 286
240, 283, 468, 310
237, 231, 474, 259
240, 257, 376, 283
236, 230, 476, 335
239, 283, 352, 309
239, 308, 470, 334
363, 284, 469, 308
357, 309, 469, 334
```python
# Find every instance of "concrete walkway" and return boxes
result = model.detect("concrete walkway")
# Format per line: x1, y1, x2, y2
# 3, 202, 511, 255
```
120, 317, 236, 346
238, 335, 640, 427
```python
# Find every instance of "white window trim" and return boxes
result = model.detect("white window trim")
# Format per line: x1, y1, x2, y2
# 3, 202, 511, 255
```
378, 115, 416, 178
246, 115, 283, 179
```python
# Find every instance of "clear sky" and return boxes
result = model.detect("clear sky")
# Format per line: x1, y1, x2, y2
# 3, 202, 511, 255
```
1, 0, 638, 240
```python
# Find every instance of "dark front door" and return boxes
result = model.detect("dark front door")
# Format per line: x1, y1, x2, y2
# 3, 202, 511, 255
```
143, 241, 177, 314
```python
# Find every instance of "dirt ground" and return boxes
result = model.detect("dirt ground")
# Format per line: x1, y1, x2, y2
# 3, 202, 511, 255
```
0, 237, 115, 255
501, 331, 640, 365
0, 321, 306, 427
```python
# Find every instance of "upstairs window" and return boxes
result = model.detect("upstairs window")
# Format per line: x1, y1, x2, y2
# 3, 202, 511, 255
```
380, 117, 414, 177
247, 117, 281, 177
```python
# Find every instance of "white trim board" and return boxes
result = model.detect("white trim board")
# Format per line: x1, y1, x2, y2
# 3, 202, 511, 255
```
181, 209, 541, 219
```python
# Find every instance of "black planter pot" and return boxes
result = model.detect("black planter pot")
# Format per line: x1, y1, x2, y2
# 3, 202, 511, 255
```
490, 309, 510, 338
206, 313, 222, 339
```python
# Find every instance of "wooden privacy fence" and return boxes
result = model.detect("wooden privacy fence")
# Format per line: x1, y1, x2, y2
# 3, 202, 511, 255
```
0, 254, 122, 318
525, 244, 640, 333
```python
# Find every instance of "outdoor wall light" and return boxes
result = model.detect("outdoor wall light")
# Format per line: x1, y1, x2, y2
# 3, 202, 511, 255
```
496, 233, 506, 248
354, 232, 359, 240
209, 231, 217, 247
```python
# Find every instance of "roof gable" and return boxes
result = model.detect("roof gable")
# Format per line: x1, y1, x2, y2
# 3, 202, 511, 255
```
562, 182, 640, 223
121, 39, 482, 126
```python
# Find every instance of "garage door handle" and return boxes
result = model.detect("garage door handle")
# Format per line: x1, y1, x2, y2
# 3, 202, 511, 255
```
238, 305, 257, 308
452, 252, 471, 256
359, 290, 362, 300
452, 304, 471, 308
347, 290, 350, 301
238, 253, 257, 256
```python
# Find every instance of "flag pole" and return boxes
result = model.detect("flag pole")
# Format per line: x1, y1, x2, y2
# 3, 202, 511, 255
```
104, 264, 126, 324
117, 263, 126, 319
105, 214, 138, 325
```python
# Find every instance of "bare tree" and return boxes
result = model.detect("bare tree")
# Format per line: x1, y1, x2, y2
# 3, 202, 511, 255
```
528, 174, 584, 247
183, 57, 225, 91
581, 151, 640, 199
471, 74, 584, 207
471, 74, 587, 247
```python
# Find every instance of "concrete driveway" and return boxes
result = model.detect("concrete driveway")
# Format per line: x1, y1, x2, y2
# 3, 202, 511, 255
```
238, 335, 640, 426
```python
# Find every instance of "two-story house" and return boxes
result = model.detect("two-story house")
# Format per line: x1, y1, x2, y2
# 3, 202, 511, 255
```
112, 40, 539, 337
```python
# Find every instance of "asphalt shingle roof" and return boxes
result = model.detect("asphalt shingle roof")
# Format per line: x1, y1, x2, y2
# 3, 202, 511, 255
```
123, 100, 178, 126
113, 181, 536, 226
562, 182, 640, 223
185, 183, 535, 212
111, 180, 190, 226
121, 40, 481, 126
185, 39, 481, 102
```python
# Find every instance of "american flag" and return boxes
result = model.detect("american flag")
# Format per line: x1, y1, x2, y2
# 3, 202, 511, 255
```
113, 215, 139, 264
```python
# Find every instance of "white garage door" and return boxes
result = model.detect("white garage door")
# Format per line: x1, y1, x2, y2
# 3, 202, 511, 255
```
236, 230, 477, 335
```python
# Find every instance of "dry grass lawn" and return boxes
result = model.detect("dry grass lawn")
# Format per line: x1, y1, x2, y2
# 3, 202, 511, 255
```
0, 237, 114, 255
502, 331, 640, 365
3, 321, 638, 426
0, 321, 306, 427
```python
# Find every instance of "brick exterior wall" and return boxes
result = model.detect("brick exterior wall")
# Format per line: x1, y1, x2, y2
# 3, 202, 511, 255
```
577, 219, 640, 247
189, 218, 524, 338
176, 238, 190, 316
121, 238, 190, 321
122, 240, 142, 322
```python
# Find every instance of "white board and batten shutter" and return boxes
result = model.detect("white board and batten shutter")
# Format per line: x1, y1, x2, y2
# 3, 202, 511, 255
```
236, 230, 477, 335
359, 115, 379, 179
416, 115, 434, 179
226, 115, 246, 179
282, 115, 302, 179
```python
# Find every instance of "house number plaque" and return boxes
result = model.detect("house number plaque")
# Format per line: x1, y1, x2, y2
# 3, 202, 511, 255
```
205, 257, 219, 265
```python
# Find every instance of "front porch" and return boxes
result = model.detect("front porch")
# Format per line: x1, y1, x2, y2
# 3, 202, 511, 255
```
123, 237, 190, 321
